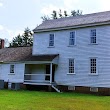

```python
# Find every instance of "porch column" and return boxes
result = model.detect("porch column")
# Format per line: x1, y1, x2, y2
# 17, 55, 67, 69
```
50, 63, 52, 83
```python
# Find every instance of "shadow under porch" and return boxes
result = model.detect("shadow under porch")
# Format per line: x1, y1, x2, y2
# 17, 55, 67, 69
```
24, 63, 57, 85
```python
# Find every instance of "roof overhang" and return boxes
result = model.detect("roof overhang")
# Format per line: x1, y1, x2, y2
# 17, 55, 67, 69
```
33, 21, 110, 33
1, 54, 59, 65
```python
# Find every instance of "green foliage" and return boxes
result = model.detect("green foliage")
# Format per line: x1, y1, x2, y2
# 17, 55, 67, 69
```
51, 10, 57, 19
9, 27, 33, 47
59, 9, 63, 18
71, 10, 82, 16
0, 90, 110, 110
41, 9, 83, 21
41, 15, 50, 21
64, 10, 68, 17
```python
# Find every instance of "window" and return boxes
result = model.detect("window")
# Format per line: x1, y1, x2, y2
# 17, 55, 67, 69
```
90, 58, 97, 74
68, 86, 75, 90
90, 87, 98, 92
49, 34, 54, 47
90, 29, 96, 44
10, 65, 14, 73
69, 59, 74, 73
69, 32, 75, 45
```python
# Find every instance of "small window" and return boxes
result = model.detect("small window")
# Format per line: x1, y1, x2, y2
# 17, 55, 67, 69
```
49, 34, 54, 47
10, 65, 14, 73
90, 58, 97, 74
90, 29, 96, 44
69, 32, 75, 45
69, 59, 74, 73
68, 86, 75, 90
90, 87, 98, 92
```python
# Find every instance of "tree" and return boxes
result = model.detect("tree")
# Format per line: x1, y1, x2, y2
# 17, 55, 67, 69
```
64, 10, 68, 17
41, 9, 83, 21
9, 28, 33, 47
41, 15, 50, 22
71, 10, 82, 16
51, 10, 57, 19
59, 9, 63, 18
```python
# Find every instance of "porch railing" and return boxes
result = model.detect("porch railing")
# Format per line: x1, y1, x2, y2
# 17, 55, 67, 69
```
24, 73, 50, 83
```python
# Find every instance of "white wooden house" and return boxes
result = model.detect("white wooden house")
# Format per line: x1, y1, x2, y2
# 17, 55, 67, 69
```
1, 11, 110, 94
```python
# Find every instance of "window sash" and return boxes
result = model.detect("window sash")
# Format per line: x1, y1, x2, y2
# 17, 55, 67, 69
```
90, 59, 97, 73
69, 32, 75, 45
49, 34, 54, 46
91, 37, 96, 44
69, 59, 74, 73
90, 29, 96, 44
10, 65, 14, 73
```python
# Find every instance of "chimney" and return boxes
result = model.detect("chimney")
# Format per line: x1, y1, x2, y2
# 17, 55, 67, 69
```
0, 39, 4, 49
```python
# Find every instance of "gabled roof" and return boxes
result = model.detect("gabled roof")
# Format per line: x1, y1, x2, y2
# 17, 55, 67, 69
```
0, 47, 58, 63
33, 11, 110, 32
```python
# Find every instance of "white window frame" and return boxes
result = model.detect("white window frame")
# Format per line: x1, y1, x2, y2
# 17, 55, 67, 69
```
69, 31, 76, 46
67, 58, 75, 74
89, 58, 98, 75
10, 65, 15, 73
49, 33, 55, 47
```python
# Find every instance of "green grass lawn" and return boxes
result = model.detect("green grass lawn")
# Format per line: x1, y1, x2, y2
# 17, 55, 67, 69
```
0, 90, 110, 110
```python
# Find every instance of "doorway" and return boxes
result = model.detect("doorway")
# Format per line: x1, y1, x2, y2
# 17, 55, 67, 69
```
45, 65, 55, 82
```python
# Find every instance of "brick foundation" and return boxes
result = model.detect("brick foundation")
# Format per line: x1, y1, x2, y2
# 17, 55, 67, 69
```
58, 85, 110, 95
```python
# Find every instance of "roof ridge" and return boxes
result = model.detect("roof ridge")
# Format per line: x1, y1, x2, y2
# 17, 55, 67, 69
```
42, 10, 110, 22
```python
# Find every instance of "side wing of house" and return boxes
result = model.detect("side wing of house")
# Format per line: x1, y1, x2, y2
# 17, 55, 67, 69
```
0, 63, 25, 87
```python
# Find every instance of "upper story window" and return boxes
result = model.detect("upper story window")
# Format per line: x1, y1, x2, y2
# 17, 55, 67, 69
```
69, 59, 75, 74
69, 32, 75, 46
10, 65, 14, 73
49, 34, 54, 47
90, 29, 96, 44
90, 58, 97, 74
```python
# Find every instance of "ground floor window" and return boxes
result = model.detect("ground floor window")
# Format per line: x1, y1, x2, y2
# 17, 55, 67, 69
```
10, 65, 14, 73
90, 58, 97, 74
69, 59, 74, 73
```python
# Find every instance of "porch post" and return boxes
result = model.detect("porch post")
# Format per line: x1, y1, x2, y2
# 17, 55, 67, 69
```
50, 63, 52, 84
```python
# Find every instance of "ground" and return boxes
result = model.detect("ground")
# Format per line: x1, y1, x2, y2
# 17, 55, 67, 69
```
0, 90, 110, 110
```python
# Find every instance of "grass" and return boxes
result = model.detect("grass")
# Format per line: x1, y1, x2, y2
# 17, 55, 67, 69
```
0, 90, 110, 110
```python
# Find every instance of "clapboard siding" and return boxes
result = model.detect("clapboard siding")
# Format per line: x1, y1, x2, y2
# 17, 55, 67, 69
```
0, 63, 25, 83
33, 25, 110, 88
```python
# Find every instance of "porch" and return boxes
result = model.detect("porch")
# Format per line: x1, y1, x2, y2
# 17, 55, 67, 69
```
23, 54, 59, 86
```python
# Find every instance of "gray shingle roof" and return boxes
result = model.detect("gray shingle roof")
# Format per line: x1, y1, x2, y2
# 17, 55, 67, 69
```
33, 11, 110, 32
0, 47, 32, 62
0, 47, 58, 62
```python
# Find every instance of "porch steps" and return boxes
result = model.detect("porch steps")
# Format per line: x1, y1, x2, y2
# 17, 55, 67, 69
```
51, 85, 62, 93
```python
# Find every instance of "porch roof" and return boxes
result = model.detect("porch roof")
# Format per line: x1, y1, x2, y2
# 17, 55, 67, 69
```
23, 54, 59, 61
0, 46, 59, 63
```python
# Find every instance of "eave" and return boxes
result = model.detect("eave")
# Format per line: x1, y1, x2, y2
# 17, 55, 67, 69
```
33, 21, 110, 33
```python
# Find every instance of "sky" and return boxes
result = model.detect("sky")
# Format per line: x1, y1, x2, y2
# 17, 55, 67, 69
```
0, 0, 110, 42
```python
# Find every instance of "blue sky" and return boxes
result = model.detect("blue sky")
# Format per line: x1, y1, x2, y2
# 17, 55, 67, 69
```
0, 0, 110, 42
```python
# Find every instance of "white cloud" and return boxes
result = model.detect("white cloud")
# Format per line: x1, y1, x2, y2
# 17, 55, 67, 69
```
0, 2, 3, 7
63, 0, 110, 14
41, 4, 64, 16
0, 25, 4, 30
0, 26, 23, 41
6, 29, 23, 41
